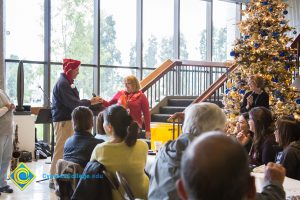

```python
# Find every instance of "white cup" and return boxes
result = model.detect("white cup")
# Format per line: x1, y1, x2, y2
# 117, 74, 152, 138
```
154, 141, 163, 152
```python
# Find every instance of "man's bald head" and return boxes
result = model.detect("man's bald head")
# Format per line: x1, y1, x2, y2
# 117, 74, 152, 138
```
179, 131, 252, 200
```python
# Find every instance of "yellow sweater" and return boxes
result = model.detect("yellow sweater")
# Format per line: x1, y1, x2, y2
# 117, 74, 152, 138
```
91, 140, 149, 200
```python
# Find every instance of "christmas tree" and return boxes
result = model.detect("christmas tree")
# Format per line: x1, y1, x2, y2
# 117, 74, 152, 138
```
223, 0, 300, 132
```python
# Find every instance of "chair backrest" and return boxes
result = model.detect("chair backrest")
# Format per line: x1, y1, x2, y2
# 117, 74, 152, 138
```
115, 171, 135, 200
55, 159, 83, 199
102, 170, 119, 190
103, 170, 126, 200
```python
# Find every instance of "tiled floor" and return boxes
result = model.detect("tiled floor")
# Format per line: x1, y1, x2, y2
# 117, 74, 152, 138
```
1, 158, 56, 200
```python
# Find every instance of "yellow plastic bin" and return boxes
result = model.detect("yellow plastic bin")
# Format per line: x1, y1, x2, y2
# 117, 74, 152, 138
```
150, 123, 182, 150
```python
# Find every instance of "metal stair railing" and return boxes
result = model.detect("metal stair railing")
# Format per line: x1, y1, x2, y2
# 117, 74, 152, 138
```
140, 59, 228, 108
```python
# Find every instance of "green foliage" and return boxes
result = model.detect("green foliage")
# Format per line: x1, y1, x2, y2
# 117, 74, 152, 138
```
144, 35, 158, 68
50, 1, 123, 99
145, 33, 189, 67
213, 27, 227, 61
197, 28, 227, 61
159, 37, 173, 62
180, 33, 189, 59
129, 44, 136, 67
198, 30, 207, 60
100, 15, 122, 65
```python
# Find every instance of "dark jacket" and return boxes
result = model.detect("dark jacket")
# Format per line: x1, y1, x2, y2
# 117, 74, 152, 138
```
71, 161, 112, 200
250, 134, 277, 166
52, 73, 91, 122
255, 180, 285, 200
148, 133, 190, 200
64, 131, 103, 168
278, 140, 300, 180
240, 91, 269, 113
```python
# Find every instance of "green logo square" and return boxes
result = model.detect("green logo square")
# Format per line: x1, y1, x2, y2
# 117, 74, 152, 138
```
9, 162, 36, 191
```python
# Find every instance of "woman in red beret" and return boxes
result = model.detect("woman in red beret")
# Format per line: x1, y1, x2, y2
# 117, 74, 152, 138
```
49, 58, 101, 189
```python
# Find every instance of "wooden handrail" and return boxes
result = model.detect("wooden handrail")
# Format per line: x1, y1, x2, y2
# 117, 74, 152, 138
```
291, 34, 300, 70
291, 34, 300, 49
180, 60, 226, 67
140, 59, 179, 92
193, 63, 238, 103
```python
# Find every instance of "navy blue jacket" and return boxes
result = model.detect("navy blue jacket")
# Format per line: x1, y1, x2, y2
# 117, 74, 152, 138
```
71, 161, 112, 200
52, 73, 91, 122
64, 131, 103, 168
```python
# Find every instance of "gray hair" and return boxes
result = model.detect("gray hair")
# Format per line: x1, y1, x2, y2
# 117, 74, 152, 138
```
182, 102, 226, 141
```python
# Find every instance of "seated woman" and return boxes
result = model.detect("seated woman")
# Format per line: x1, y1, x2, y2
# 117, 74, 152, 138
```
240, 75, 269, 113
248, 107, 277, 167
64, 106, 104, 168
99, 75, 151, 139
95, 111, 110, 141
275, 117, 300, 180
91, 105, 149, 200
235, 112, 253, 153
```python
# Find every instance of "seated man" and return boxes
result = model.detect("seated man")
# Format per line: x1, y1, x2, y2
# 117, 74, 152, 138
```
148, 102, 226, 199
177, 131, 286, 200
64, 106, 104, 168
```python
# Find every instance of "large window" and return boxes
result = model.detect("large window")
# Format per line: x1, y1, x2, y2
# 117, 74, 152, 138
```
51, 0, 94, 63
4, 0, 244, 142
5, 0, 44, 60
5, 62, 17, 103
5, 62, 44, 106
213, 0, 239, 62
5, 0, 243, 102
100, 68, 137, 99
100, 0, 136, 67
143, 0, 174, 68
49, 64, 94, 100
181, 0, 207, 60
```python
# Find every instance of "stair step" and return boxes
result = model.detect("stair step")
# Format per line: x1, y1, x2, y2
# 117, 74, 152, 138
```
160, 106, 186, 114
168, 99, 194, 107
151, 114, 171, 123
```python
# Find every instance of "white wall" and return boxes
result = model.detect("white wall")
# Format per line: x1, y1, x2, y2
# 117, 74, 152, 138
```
287, 0, 300, 40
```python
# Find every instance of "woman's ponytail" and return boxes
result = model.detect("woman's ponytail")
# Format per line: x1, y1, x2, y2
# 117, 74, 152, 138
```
105, 105, 139, 146
125, 119, 139, 147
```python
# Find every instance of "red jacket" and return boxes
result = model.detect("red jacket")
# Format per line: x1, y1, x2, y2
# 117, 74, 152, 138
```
102, 91, 151, 132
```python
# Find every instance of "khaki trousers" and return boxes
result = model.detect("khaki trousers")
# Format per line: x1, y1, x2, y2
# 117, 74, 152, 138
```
49, 120, 74, 178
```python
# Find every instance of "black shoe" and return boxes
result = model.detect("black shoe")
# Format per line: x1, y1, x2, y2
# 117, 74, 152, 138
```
0, 185, 13, 193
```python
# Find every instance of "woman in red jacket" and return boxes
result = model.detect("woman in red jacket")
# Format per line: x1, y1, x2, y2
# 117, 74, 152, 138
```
100, 75, 151, 139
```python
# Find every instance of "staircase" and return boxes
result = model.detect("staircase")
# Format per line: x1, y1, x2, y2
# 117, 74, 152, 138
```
151, 96, 224, 123
139, 59, 231, 123
151, 97, 194, 122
